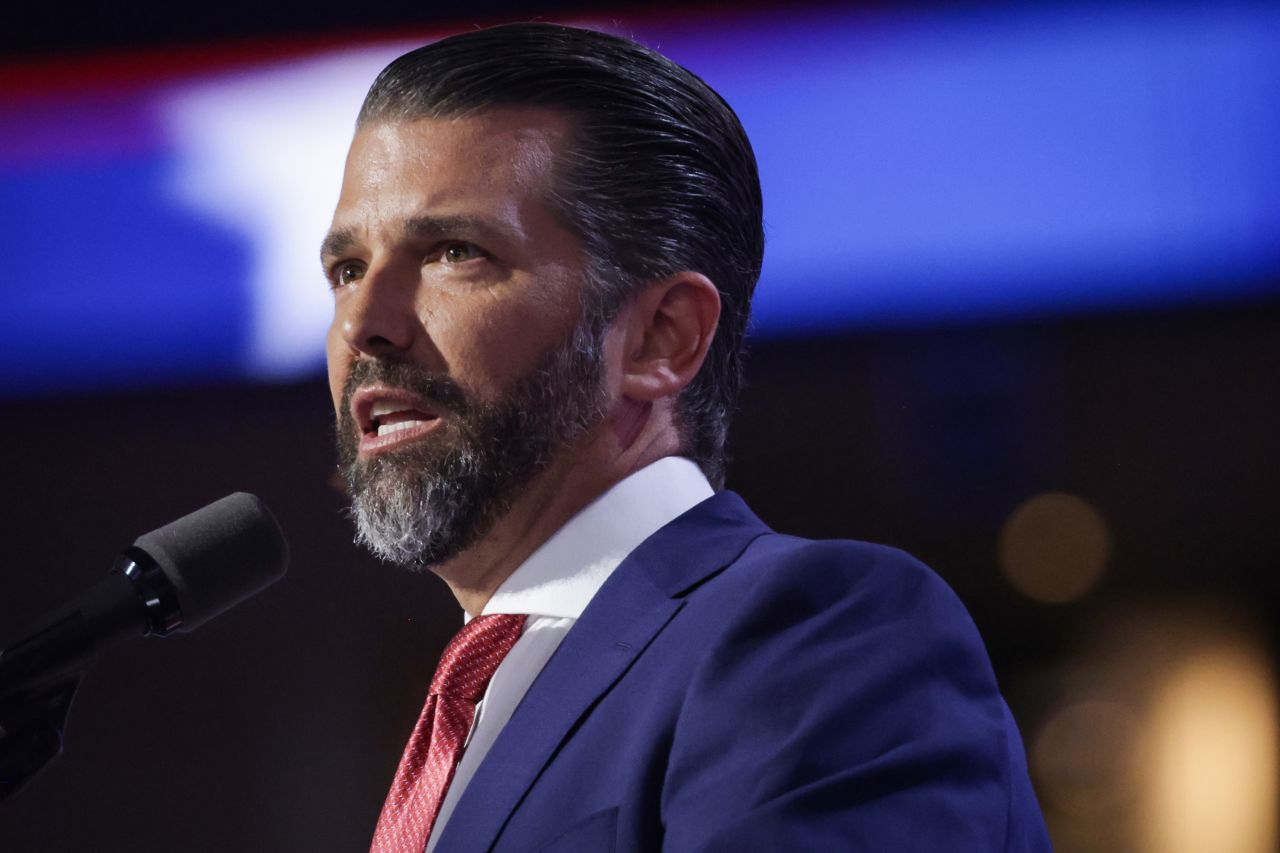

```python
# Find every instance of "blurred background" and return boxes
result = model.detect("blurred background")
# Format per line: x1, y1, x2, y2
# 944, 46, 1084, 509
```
1, 1, 1277, 850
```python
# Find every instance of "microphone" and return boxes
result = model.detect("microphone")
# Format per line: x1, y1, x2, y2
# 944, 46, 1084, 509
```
0, 492, 290, 691
0, 493, 288, 799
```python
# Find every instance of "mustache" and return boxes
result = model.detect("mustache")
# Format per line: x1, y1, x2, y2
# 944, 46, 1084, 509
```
340, 359, 471, 422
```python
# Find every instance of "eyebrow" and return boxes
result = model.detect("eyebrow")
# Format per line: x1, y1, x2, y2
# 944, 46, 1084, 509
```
403, 214, 523, 254
319, 214, 521, 269
319, 227, 357, 268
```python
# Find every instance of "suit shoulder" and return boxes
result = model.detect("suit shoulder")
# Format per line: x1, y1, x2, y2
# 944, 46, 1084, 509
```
677, 531, 1004, 713
662, 532, 1047, 850
700, 533, 977, 637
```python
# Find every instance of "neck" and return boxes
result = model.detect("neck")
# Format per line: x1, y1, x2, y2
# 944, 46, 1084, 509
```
435, 399, 681, 615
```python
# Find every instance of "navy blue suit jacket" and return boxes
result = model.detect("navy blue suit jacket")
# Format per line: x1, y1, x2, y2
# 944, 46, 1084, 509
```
434, 492, 1052, 852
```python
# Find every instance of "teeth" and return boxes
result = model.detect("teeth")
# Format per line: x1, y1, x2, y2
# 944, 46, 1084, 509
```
371, 400, 414, 419
376, 419, 426, 437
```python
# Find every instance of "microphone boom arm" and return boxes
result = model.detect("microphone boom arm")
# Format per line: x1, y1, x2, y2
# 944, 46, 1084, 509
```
0, 549, 185, 800
0, 492, 287, 801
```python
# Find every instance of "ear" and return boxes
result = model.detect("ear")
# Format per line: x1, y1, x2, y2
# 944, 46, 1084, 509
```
618, 271, 721, 403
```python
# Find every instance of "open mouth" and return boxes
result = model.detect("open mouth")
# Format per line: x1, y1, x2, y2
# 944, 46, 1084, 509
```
352, 387, 444, 454
369, 401, 438, 437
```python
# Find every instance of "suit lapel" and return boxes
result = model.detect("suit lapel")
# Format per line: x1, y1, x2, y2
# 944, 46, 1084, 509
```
435, 491, 768, 852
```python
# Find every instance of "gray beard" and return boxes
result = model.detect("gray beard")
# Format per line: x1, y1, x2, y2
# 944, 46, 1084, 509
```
337, 317, 607, 570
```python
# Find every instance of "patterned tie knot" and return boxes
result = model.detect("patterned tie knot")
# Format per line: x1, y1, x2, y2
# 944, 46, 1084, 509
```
429, 613, 526, 701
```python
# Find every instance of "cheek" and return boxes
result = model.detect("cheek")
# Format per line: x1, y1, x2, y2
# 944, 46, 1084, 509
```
424, 287, 541, 375
439, 314, 529, 390
325, 320, 349, 414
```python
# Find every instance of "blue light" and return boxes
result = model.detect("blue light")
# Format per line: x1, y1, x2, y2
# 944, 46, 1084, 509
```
1, 2, 1277, 396
648, 2, 1280, 332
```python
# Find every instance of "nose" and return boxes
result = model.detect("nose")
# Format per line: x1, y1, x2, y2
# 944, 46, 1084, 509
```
335, 261, 420, 358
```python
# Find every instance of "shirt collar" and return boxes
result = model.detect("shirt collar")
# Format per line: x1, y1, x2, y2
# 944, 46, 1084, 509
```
479, 456, 714, 620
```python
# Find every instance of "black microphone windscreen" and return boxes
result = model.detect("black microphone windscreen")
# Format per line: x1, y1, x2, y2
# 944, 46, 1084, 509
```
132, 493, 289, 632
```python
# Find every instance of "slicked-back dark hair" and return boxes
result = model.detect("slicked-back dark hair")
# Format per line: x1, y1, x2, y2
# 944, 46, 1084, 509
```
357, 23, 764, 488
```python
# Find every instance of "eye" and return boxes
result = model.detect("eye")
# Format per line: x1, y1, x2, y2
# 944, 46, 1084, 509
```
331, 261, 365, 288
441, 242, 484, 264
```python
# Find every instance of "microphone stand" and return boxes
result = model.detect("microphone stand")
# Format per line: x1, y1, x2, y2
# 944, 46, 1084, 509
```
0, 549, 182, 800
0, 669, 83, 801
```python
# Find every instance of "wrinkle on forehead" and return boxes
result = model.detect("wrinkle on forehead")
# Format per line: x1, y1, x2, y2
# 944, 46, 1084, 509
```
330, 108, 572, 243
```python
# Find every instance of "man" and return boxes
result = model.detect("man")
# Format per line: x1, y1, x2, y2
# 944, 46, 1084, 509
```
324, 22, 1052, 853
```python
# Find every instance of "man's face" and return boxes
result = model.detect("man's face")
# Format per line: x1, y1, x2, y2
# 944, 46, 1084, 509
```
323, 109, 607, 568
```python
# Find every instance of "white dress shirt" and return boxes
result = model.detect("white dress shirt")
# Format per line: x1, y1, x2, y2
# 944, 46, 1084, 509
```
424, 456, 714, 852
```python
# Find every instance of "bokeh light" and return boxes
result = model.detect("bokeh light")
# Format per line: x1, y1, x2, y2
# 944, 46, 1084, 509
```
999, 492, 1110, 603
1030, 607, 1278, 853
1032, 699, 1141, 818
1140, 643, 1279, 853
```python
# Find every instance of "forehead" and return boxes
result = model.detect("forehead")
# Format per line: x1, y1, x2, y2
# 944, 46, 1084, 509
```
333, 107, 572, 227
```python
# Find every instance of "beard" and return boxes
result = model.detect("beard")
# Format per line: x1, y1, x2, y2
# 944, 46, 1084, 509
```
336, 316, 608, 570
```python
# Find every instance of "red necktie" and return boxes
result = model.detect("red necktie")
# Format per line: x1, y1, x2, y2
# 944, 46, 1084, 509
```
369, 613, 526, 853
